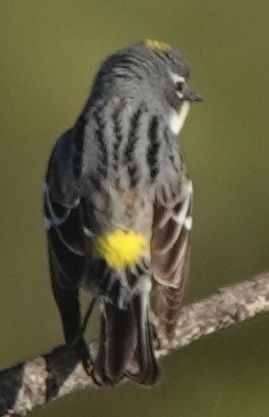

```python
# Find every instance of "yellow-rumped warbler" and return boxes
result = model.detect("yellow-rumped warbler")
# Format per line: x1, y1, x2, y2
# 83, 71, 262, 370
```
44, 39, 201, 386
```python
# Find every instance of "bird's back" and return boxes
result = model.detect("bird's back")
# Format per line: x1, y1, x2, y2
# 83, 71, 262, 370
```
79, 96, 182, 239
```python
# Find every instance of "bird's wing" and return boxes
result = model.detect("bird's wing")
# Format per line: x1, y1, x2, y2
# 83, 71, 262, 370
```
44, 124, 87, 288
151, 169, 193, 339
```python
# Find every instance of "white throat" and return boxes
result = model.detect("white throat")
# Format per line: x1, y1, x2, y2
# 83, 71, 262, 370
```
169, 101, 190, 135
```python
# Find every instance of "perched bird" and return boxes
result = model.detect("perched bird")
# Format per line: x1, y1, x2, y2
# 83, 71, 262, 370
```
44, 39, 201, 386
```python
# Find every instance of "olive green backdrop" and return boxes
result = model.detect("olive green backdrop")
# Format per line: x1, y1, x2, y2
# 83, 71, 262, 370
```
1, 1, 269, 416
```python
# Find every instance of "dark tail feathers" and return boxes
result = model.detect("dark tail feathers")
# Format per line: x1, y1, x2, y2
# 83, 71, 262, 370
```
93, 297, 159, 386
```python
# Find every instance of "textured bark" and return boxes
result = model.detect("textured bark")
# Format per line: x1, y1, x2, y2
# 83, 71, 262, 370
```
1, 272, 269, 416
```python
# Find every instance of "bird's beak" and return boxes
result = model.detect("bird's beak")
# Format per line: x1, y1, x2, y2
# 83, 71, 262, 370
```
183, 86, 203, 102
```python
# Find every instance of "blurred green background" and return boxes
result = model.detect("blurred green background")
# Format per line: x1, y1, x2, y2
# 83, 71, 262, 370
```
1, 1, 269, 416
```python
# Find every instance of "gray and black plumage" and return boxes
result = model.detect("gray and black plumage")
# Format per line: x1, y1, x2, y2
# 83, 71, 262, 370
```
44, 40, 201, 386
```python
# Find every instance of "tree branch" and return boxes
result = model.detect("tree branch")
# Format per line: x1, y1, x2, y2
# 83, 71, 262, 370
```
1, 271, 269, 416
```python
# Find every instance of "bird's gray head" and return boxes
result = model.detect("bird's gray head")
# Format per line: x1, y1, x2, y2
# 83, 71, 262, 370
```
90, 39, 202, 135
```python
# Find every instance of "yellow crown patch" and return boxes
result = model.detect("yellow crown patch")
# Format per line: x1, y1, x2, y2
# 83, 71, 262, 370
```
144, 38, 171, 53
96, 229, 149, 270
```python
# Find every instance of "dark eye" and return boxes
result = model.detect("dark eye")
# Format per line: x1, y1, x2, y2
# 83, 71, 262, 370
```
175, 81, 184, 93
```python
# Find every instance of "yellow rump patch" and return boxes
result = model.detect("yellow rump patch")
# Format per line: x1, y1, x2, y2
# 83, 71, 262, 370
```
144, 38, 171, 53
96, 229, 149, 270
